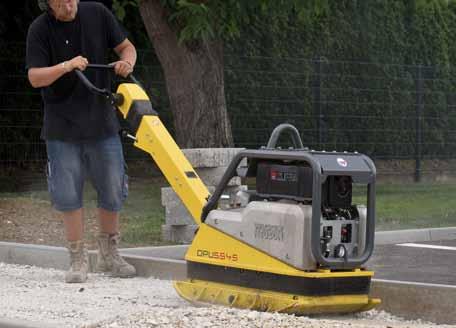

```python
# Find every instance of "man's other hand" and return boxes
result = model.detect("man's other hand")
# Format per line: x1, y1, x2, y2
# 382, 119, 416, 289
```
111, 60, 133, 78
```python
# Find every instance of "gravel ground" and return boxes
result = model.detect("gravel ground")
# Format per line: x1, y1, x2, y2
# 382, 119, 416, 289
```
0, 263, 454, 328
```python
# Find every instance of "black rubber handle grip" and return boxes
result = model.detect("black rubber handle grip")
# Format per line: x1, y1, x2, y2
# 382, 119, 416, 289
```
86, 63, 140, 85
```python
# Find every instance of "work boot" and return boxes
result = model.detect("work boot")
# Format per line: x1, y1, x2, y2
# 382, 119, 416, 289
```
96, 232, 136, 278
65, 240, 89, 283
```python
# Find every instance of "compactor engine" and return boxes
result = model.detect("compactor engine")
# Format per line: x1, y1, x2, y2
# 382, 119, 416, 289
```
205, 160, 367, 272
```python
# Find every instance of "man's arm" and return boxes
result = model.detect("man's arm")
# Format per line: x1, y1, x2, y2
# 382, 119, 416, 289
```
112, 38, 137, 78
28, 56, 89, 88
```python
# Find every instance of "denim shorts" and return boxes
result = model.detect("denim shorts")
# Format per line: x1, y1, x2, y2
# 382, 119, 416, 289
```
45, 135, 128, 212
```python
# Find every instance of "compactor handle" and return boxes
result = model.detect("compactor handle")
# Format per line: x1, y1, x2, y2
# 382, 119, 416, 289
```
74, 64, 141, 106
74, 70, 110, 96
85, 63, 142, 86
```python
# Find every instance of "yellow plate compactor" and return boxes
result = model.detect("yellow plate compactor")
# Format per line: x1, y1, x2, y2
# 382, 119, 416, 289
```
77, 65, 380, 315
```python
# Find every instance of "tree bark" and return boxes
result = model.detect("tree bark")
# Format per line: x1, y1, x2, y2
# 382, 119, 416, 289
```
138, 0, 233, 148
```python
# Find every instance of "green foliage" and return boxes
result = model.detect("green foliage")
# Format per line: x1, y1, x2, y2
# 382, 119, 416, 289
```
157, 0, 329, 42
112, 0, 139, 21
223, 0, 456, 157
6, 0, 456, 167
123, 0, 456, 155
169, 1, 215, 42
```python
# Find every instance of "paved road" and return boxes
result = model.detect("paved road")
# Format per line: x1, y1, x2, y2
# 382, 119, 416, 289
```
367, 240, 456, 285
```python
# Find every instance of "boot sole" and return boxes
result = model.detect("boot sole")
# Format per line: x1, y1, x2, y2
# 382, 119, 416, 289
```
111, 272, 136, 278
65, 276, 88, 283
95, 266, 136, 278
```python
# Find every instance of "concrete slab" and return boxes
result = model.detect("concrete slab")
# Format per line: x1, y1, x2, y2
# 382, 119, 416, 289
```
161, 186, 215, 206
119, 244, 188, 260
196, 167, 242, 186
161, 224, 198, 244
182, 148, 245, 168
112, 254, 186, 280
163, 202, 195, 225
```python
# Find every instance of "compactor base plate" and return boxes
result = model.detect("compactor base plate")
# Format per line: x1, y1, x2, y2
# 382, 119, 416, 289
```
174, 279, 380, 315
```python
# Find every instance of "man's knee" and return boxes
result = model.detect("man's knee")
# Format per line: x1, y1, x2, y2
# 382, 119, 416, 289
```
97, 173, 128, 212
46, 140, 84, 211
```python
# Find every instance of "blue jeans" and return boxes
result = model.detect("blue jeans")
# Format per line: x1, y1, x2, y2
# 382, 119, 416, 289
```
46, 135, 128, 212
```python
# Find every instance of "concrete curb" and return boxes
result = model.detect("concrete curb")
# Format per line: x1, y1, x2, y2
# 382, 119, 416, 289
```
0, 242, 187, 280
0, 317, 60, 328
371, 279, 456, 325
0, 242, 69, 271
375, 226, 456, 245
2, 227, 455, 271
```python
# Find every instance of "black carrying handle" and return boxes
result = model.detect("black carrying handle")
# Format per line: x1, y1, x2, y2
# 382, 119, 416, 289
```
266, 123, 305, 149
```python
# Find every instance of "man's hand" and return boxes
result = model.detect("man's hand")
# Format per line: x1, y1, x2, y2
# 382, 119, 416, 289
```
110, 60, 133, 78
113, 39, 136, 78
28, 55, 89, 88
66, 56, 89, 72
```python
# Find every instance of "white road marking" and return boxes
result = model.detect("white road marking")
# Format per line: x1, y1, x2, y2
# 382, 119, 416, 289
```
373, 278, 456, 289
397, 243, 456, 251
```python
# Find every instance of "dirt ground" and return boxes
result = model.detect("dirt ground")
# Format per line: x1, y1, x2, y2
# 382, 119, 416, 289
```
0, 197, 101, 249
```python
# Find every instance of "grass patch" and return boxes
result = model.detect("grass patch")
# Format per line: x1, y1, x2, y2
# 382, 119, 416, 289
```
2, 179, 456, 245
370, 183, 456, 231
122, 180, 456, 235
0, 176, 169, 247
120, 176, 168, 246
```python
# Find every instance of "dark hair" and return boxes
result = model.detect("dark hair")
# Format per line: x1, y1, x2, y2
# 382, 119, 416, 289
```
37, 0, 49, 11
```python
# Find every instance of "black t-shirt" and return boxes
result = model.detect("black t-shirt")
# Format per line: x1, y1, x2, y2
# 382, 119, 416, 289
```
26, 2, 126, 141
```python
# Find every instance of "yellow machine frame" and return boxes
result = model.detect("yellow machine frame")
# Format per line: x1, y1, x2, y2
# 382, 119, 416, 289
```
116, 82, 380, 314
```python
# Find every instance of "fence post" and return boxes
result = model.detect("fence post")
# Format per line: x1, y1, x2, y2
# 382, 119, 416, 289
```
312, 57, 323, 148
415, 65, 423, 182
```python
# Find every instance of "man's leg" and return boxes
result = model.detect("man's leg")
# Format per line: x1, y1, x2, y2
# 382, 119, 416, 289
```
98, 208, 118, 235
86, 135, 135, 277
63, 208, 84, 241
46, 140, 88, 283
62, 208, 89, 283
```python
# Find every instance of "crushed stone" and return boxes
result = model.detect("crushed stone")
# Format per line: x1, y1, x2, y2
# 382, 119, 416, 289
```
0, 263, 453, 328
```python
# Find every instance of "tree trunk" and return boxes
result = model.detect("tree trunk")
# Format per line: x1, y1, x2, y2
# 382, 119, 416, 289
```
138, 0, 233, 148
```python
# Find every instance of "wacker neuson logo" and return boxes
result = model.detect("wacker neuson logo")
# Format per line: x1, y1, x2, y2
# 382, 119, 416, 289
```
254, 223, 284, 241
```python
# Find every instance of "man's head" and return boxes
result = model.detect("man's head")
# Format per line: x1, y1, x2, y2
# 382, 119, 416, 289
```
38, 0, 79, 21
37, 0, 49, 11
